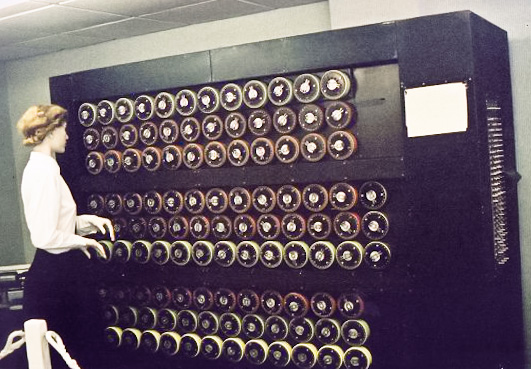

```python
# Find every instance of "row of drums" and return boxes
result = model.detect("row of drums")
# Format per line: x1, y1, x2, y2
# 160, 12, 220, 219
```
79, 70, 353, 126
104, 328, 372, 369
97, 239, 392, 270
85, 131, 356, 174
102, 211, 389, 243
82, 102, 356, 150
100, 286, 365, 320
87, 182, 388, 216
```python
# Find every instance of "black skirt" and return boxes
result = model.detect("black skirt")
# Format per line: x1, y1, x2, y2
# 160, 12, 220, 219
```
23, 248, 103, 368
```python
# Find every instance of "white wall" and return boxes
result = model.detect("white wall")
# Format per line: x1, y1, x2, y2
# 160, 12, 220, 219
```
329, 0, 531, 365
4, 1, 331, 264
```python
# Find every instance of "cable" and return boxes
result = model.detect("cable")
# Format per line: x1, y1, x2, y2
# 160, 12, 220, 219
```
0, 330, 25, 360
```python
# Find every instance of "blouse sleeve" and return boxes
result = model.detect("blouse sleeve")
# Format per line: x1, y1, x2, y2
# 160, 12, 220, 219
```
21, 167, 87, 252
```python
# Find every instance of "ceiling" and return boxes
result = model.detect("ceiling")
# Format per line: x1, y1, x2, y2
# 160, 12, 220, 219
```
0, 0, 323, 62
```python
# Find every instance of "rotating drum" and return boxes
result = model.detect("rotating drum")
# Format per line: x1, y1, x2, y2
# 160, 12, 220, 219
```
310, 292, 337, 318
361, 211, 389, 240
291, 343, 318, 369
317, 345, 344, 369
175, 89, 198, 116
244, 339, 269, 365
327, 131, 358, 160
337, 292, 365, 319
307, 214, 333, 240
121, 328, 141, 351
163, 190, 184, 215
112, 240, 132, 264
97, 241, 113, 263
206, 188, 229, 214
265, 315, 289, 341
303, 184, 329, 212
336, 241, 364, 270
202, 115, 224, 140
204, 141, 227, 168
320, 69, 351, 100
341, 319, 370, 346
281, 213, 307, 240
172, 286, 193, 310
215, 289, 238, 313
277, 185, 302, 213
268, 76, 294, 106
117, 306, 138, 327
252, 186, 276, 213
159, 119, 179, 144
257, 214, 281, 240
86, 194, 104, 215
190, 215, 210, 239
214, 240, 237, 267
103, 150, 122, 174
121, 148, 142, 173
343, 347, 372, 369
177, 310, 199, 333
104, 193, 123, 216
184, 189, 206, 214
227, 139, 251, 167
131, 240, 152, 265
284, 241, 309, 269
198, 311, 220, 336
268, 341, 293, 367
139, 121, 158, 146
85, 152, 104, 175
236, 240, 260, 268
123, 192, 143, 215
273, 107, 298, 134
132, 285, 151, 307
261, 289, 284, 315
364, 241, 392, 270
359, 181, 388, 210
260, 240, 284, 268
220, 312, 242, 337
225, 112, 247, 138
119, 124, 139, 148
237, 289, 260, 315
300, 133, 327, 162
192, 240, 214, 266
134, 95, 155, 121
140, 330, 161, 354
83, 128, 100, 150
298, 104, 324, 132
160, 332, 181, 356
183, 143, 204, 169
143, 190, 163, 215
168, 216, 189, 240
97, 100, 115, 125
284, 292, 310, 318
248, 109, 272, 136
180, 117, 202, 142
275, 135, 300, 164
147, 217, 167, 239
180, 333, 201, 358
223, 337, 245, 362
170, 240, 192, 266
309, 240, 335, 269
293, 74, 320, 103
162, 145, 183, 170
250, 137, 275, 165
242, 314, 266, 339
197, 86, 221, 114
78, 103, 97, 127
142, 147, 162, 172
104, 326, 122, 348
243, 80, 268, 109
151, 240, 171, 265
329, 182, 358, 211
101, 126, 118, 150
229, 187, 252, 213
315, 318, 341, 345
200, 335, 223, 360
211, 215, 233, 239
233, 215, 257, 240
115, 97, 135, 123
154, 92, 175, 119
289, 317, 315, 343
325, 101, 355, 129
193, 287, 215, 311
137, 307, 158, 330
333, 212, 361, 240
220, 83, 243, 111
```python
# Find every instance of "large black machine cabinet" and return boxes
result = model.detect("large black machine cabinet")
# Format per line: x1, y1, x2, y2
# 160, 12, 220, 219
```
49, 11, 523, 369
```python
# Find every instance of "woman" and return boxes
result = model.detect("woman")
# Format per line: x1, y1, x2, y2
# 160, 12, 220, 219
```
17, 104, 114, 367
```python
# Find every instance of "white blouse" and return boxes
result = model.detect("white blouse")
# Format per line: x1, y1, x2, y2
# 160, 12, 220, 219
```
21, 151, 98, 255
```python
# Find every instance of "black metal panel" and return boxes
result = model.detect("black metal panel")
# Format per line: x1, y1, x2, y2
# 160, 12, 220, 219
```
210, 23, 397, 81
67, 51, 212, 100
396, 11, 474, 87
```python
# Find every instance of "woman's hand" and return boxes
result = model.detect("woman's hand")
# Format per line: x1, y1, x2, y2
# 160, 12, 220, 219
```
78, 215, 115, 241
84, 238, 107, 259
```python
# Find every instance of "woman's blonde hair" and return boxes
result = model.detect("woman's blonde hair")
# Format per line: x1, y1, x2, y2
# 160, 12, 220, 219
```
17, 104, 68, 146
